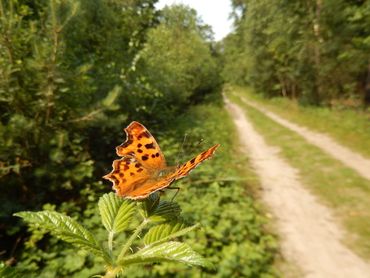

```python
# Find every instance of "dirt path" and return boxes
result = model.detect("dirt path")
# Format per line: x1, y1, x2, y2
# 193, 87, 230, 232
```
225, 98, 370, 278
240, 97, 370, 181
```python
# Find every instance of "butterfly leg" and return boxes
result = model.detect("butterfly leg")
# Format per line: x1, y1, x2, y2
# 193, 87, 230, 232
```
166, 187, 180, 202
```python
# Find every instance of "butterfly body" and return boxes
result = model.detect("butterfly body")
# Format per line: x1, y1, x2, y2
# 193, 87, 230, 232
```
103, 121, 219, 200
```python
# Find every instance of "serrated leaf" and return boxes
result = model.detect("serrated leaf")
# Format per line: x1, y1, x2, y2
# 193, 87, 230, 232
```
120, 241, 212, 268
98, 193, 136, 234
140, 194, 181, 222
149, 200, 181, 222
144, 222, 199, 245
14, 211, 110, 263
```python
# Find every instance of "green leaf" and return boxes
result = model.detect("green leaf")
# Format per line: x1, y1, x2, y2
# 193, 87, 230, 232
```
144, 222, 199, 246
14, 211, 110, 263
120, 241, 212, 268
0, 262, 23, 278
140, 193, 181, 222
149, 200, 181, 222
98, 193, 136, 234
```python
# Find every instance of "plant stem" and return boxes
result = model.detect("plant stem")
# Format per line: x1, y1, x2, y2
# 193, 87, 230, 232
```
117, 219, 149, 262
108, 231, 114, 253
103, 266, 121, 278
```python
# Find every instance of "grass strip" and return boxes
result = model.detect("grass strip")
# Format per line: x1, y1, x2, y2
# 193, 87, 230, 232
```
228, 90, 370, 260
227, 86, 370, 158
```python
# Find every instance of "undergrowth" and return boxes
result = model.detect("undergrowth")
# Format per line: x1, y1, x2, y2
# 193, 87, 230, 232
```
5, 102, 278, 277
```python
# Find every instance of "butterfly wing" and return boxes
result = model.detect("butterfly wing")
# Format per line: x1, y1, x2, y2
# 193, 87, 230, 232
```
103, 156, 151, 197
104, 120, 220, 200
119, 144, 221, 199
115, 121, 166, 170
173, 144, 220, 180
123, 176, 176, 199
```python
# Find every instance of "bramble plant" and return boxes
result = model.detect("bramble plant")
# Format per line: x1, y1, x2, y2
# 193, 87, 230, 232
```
14, 193, 211, 277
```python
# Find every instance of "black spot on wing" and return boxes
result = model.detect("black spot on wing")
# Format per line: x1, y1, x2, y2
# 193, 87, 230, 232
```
142, 155, 149, 161
145, 143, 155, 149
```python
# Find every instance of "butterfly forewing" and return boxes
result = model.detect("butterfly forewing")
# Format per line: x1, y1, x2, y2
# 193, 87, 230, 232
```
173, 144, 220, 180
104, 121, 220, 200
103, 156, 150, 197
116, 121, 166, 170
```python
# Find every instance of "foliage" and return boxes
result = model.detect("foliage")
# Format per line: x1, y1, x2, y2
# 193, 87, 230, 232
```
0, 0, 277, 277
222, 0, 370, 105
137, 4, 222, 121
14, 193, 210, 277
118, 104, 278, 277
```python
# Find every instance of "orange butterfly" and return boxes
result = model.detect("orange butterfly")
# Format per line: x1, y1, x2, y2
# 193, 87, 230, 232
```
103, 121, 220, 200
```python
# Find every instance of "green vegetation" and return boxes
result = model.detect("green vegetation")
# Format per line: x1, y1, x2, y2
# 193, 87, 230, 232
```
0, 1, 278, 277
4, 0, 368, 276
222, 0, 370, 105
153, 104, 278, 278
14, 193, 211, 277
228, 89, 370, 260
231, 86, 370, 158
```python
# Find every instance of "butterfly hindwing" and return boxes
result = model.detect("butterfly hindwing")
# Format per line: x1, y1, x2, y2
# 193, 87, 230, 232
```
116, 121, 166, 170
126, 176, 176, 199
104, 121, 220, 200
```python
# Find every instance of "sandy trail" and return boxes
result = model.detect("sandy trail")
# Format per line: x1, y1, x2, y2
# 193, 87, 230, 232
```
240, 97, 370, 181
225, 98, 370, 278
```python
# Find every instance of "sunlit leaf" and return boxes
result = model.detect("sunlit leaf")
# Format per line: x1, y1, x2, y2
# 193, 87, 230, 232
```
14, 211, 110, 263
144, 222, 199, 245
98, 193, 136, 234
120, 241, 212, 268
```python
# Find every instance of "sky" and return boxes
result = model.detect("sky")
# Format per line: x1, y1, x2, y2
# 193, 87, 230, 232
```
155, 0, 233, 41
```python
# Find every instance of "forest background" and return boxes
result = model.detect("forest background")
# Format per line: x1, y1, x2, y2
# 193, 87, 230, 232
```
0, 0, 369, 277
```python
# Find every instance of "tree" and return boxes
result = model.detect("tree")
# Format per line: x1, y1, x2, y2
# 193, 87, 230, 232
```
137, 4, 221, 122
222, 0, 370, 106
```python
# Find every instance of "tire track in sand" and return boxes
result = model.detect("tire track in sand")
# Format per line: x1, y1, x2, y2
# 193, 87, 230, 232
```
225, 98, 370, 278
240, 97, 370, 181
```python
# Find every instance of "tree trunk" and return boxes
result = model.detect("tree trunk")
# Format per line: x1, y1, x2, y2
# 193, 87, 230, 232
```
365, 59, 370, 107
312, 0, 323, 105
